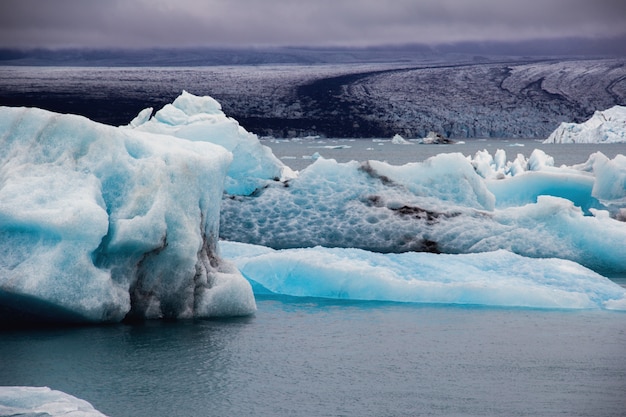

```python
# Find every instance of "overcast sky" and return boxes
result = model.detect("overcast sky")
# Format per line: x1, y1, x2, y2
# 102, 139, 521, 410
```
1, 0, 625, 49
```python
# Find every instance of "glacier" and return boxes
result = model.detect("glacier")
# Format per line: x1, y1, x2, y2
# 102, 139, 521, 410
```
0, 99, 256, 324
544, 105, 626, 144
0, 386, 107, 417
2, 91, 626, 324
220, 241, 626, 310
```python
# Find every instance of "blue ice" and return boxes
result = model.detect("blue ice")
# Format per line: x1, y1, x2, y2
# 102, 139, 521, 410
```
221, 241, 626, 310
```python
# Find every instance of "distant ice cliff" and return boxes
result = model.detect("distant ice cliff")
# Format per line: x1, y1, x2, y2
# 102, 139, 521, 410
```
544, 105, 626, 143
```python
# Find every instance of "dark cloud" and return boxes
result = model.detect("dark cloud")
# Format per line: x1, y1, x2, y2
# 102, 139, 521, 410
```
1, 0, 625, 49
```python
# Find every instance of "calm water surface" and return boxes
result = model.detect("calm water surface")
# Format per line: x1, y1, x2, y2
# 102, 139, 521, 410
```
1, 296, 625, 417
263, 138, 626, 171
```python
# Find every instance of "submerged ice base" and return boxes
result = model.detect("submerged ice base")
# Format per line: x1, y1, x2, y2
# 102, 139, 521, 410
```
221, 241, 626, 310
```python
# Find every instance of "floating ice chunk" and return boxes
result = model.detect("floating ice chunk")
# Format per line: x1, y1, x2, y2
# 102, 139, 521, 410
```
470, 148, 554, 179
0, 105, 255, 324
129, 91, 295, 195
544, 105, 626, 143
0, 386, 108, 417
527, 149, 554, 171
303, 151, 322, 160
391, 134, 412, 144
221, 155, 495, 254
486, 170, 599, 212
468, 148, 621, 213
568, 152, 626, 217
484, 196, 626, 275
309, 145, 352, 149
590, 153, 626, 202
221, 242, 626, 310
221, 154, 626, 275
418, 131, 453, 144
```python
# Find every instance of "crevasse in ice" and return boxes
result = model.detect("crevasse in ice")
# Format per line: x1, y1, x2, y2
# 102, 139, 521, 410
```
0, 101, 256, 324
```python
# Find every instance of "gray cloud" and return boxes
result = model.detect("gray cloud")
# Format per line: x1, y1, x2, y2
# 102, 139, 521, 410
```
1, 0, 625, 49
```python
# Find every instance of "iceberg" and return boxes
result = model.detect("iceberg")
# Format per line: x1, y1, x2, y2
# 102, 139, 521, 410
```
0, 101, 256, 325
220, 242, 626, 310
2, 92, 625, 323
221, 151, 626, 276
126, 90, 295, 195
0, 386, 107, 417
391, 134, 412, 144
471, 148, 626, 217
418, 131, 455, 144
544, 105, 626, 143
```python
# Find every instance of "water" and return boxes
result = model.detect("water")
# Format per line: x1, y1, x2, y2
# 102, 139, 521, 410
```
1, 296, 625, 417
262, 137, 626, 171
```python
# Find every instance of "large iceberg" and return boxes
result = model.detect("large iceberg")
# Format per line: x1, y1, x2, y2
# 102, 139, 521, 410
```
221, 242, 626, 310
0, 386, 107, 417
220, 150, 626, 276
0, 99, 256, 324
544, 105, 626, 143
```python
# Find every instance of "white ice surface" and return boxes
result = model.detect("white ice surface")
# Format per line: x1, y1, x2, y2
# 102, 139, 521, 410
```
220, 241, 626, 310
544, 105, 626, 143
0, 386, 107, 417
391, 134, 411, 144
0, 102, 255, 323
128, 90, 295, 195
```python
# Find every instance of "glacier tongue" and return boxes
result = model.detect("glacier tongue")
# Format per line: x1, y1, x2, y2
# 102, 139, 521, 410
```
0, 101, 256, 324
